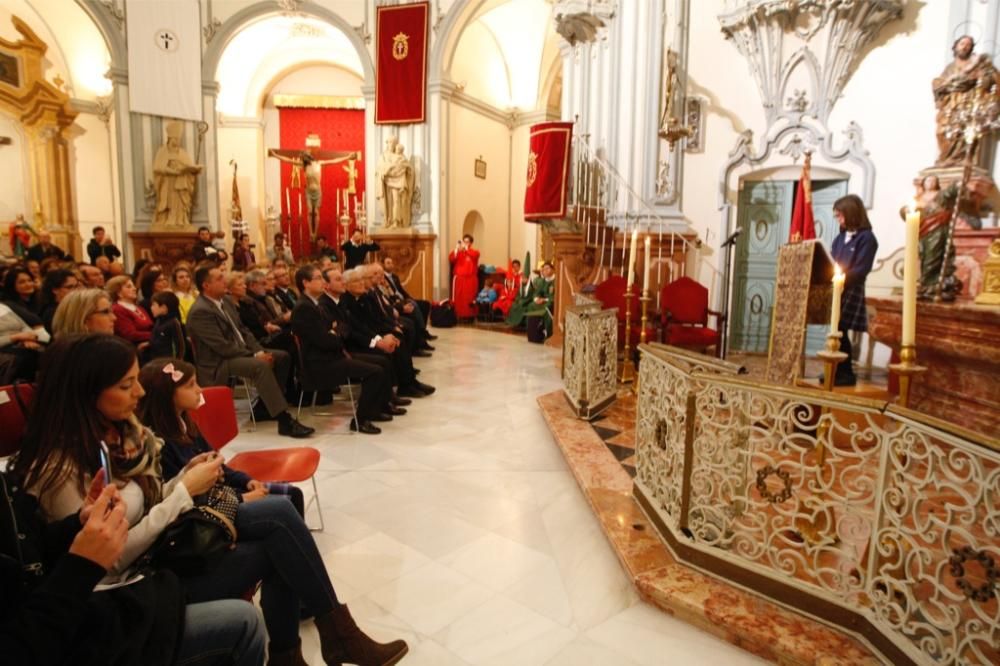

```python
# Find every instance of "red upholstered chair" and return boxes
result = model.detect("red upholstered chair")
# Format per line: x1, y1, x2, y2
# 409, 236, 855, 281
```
659, 276, 724, 357
593, 275, 655, 347
192, 386, 325, 531
0, 383, 33, 458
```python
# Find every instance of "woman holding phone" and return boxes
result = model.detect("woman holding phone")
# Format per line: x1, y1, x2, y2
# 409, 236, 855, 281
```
12, 334, 407, 666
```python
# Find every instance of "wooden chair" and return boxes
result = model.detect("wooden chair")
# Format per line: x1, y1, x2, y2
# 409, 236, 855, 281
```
659, 276, 724, 358
192, 385, 325, 531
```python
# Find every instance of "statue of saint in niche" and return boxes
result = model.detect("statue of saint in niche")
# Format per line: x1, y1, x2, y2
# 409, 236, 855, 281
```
375, 136, 415, 229
153, 121, 203, 228
932, 35, 1000, 167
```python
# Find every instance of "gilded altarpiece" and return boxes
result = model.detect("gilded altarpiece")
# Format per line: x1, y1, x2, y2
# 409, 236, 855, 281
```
0, 17, 80, 255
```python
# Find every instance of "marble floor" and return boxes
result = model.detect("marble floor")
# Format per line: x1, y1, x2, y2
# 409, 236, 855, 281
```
225, 327, 766, 665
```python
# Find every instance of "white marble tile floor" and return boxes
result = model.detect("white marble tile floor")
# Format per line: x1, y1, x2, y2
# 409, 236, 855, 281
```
225, 327, 766, 665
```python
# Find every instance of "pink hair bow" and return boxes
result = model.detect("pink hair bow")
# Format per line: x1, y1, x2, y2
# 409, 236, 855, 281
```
162, 363, 183, 383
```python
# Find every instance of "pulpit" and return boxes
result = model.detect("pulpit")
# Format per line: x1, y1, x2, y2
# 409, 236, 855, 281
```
563, 304, 618, 419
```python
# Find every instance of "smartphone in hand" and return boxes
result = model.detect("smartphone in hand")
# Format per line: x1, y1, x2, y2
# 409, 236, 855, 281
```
98, 440, 113, 486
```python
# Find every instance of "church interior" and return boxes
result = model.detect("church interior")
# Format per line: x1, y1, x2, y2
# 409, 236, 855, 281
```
0, 0, 998, 664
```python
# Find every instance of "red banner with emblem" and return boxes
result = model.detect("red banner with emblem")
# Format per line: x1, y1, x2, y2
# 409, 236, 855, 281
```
375, 2, 428, 124
524, 121, 573, 221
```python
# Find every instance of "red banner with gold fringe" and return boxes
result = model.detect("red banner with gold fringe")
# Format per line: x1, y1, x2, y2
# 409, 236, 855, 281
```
524, 121, 573, 221
375, 2, 428, 124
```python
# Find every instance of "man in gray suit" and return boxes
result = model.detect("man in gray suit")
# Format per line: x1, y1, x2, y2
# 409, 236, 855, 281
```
188, 265, 314, 438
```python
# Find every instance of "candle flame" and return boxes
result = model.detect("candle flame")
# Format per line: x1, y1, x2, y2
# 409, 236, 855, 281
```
834, 264, 844, 279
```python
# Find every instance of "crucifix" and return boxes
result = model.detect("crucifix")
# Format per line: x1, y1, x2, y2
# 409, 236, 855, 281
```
267, 139, 360, 245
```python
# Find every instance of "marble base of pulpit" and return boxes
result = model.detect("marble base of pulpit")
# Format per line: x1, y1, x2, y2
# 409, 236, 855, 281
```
370, 231, 436, 301
867, 296, 1000, 437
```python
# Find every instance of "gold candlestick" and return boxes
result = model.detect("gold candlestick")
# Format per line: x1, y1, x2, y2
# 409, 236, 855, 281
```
888, 344, 927, 409
618, 287, 636, 384
634, 291, 651, 393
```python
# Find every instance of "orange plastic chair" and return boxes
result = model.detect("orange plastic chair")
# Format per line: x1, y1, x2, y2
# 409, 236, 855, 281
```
659, 276, 724, 358
0, 383, 33, 458
192, 386, 325, 531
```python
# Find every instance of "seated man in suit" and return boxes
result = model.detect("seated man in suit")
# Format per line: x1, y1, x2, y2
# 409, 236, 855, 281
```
291, 265, 400, 435
382, 256, 432, 334
271, 266, 298, 312
372, 261, 434, 351
187, 265, 314, 438
359, 264, 425, 358
340, 267, 435, 399
238, 269, 290, 347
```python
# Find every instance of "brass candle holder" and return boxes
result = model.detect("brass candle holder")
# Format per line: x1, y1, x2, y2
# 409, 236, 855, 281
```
794, 331, 847, 546
888, 344, 927, 409
618, 286, 637, 384
634, 291, 651, 393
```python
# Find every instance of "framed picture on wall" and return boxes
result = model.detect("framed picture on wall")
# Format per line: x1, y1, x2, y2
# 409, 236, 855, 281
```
474, 157, 487, 179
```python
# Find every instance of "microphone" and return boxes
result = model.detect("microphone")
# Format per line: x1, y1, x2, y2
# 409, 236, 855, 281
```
721, 227, 743, 247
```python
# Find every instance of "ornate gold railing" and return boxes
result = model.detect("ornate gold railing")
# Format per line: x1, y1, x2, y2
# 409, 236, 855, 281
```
563, 304, 618, 419
634, 345, 1000, 665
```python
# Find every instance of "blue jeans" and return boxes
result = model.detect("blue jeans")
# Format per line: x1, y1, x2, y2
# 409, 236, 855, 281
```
175, 600, 265, 666
181, 496, 338, 651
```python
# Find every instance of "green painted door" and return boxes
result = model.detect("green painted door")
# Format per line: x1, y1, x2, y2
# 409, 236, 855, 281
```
730, 179, 847, 355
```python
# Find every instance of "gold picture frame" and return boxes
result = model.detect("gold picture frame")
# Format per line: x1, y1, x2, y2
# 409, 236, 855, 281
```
474, 157, 487, 179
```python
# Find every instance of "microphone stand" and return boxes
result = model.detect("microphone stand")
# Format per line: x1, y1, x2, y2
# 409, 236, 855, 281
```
719, 228, 740, 359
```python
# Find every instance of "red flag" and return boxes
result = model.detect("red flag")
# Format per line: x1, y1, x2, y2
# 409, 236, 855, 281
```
375, 2, 428, 124
788, 153, 815, 243
524, 121, 573, 221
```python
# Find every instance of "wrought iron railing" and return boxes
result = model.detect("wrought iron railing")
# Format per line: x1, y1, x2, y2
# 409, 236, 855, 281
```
634, 344, 1000, 665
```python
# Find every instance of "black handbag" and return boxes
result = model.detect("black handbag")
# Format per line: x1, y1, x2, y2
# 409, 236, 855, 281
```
148, 482, 239, 576
430, 300, 457, 328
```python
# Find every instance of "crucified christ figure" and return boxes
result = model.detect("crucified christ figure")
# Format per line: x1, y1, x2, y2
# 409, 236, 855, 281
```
267, 147, 360, 240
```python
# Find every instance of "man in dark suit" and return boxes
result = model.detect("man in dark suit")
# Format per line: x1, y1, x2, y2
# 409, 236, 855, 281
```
291, 265, 398, 435
383, 256, 434, 339
271, 266, 298, 311
356, 264, 422, 357
372, 262, 433, 352
26, 232, 68, 263
192, 226, 220, 263
86, 226, 122, 265
341, 267, 435, 399
340, 230, 380, 269
187, 265, 314, 438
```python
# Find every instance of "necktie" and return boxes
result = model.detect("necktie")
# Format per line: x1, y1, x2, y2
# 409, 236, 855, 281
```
219, 302, 246, 346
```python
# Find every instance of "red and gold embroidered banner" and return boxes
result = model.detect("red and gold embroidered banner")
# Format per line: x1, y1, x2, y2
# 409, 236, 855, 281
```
524, 121, 573, 221
375, 2, 428, 124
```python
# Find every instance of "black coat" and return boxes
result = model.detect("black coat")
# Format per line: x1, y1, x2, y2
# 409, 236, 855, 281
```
340, 241, 380, 269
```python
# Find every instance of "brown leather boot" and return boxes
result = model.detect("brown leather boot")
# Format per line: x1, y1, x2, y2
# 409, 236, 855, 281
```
315, 603, 409, 665
268, 640, 309, 666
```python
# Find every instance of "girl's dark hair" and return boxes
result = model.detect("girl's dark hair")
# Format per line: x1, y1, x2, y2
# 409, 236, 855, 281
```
139, 269, 165, 301
137, 357, 199, 446
2, 266, 35, 302
11, 334, 138, 499
151, 290, 181, 318
833, 194, 872, 232
39, 268, 75, 308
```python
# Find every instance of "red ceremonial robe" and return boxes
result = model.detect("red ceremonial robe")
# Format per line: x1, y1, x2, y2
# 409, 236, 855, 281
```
449, 247, 480, 318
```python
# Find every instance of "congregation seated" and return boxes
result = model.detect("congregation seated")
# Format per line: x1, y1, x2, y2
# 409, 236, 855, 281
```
138, 268, 170, 316
2, 266, 44, 328
381, 256, 437, 345
107, 275, 153, 350
291, 265, 399, 435
186, 265, 313, 438
52, 287, 116, 336
0, 298, 49, 382
26, 231, 68, 263
78, 261, 106, 288
236, 269, 291, 349
9, 334, 406, 665
38, 268, 79, 332
232, 232, 256, 272
313, 235, 339, 263
267, 232, 295, 265
171, 263, 197, 323
270, 264, 298, 312
147, 291, 187, 361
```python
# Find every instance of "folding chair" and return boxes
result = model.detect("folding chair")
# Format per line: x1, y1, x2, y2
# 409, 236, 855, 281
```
188, 335, 257, 431
193, 386, 325, 531
291, 334, 358, 433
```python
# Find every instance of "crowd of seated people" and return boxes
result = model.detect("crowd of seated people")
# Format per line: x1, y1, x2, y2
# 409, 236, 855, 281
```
0, 227, 445, 664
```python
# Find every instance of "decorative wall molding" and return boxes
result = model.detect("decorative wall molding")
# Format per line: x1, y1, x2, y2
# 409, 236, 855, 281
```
719, 0, 904, 128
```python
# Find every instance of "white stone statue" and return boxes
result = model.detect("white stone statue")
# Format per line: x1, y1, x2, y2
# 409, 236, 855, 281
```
375, 136, 415, 229
153, 121, 202, 228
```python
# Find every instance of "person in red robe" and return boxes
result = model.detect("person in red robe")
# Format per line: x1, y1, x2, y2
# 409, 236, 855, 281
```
493, 259, 523, 318
449, 234, 480, 318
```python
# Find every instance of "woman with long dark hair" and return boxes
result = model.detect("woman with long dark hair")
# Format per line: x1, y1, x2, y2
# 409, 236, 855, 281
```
139, 269, 171, 315
12, 334, 408, 666
37, 268, 79, 332
2, 265, 43, 326
830, 194, 879, 386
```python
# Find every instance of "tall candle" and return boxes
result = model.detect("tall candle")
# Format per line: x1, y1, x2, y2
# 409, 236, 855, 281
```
830, 264, 845, 334
336, 189, 341, 217
298, 193, 303, 218
626, 229, 638, 288
902, 202, 920, 346
343, 189, 349, 209
643, 236, 651, 291
285, 188, 290, 216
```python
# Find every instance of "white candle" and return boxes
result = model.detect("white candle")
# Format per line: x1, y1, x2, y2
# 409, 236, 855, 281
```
643, 236, 651, 291
285, 189, 290, 215
626, 229, 638, 288
830, 264, 845, 334
336, 189, 341, 216
902, 202, 920, 347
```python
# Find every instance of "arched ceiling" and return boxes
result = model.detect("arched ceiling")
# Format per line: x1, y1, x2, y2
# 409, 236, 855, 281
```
215, 15, 363, 117
450, 0, 560, 110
